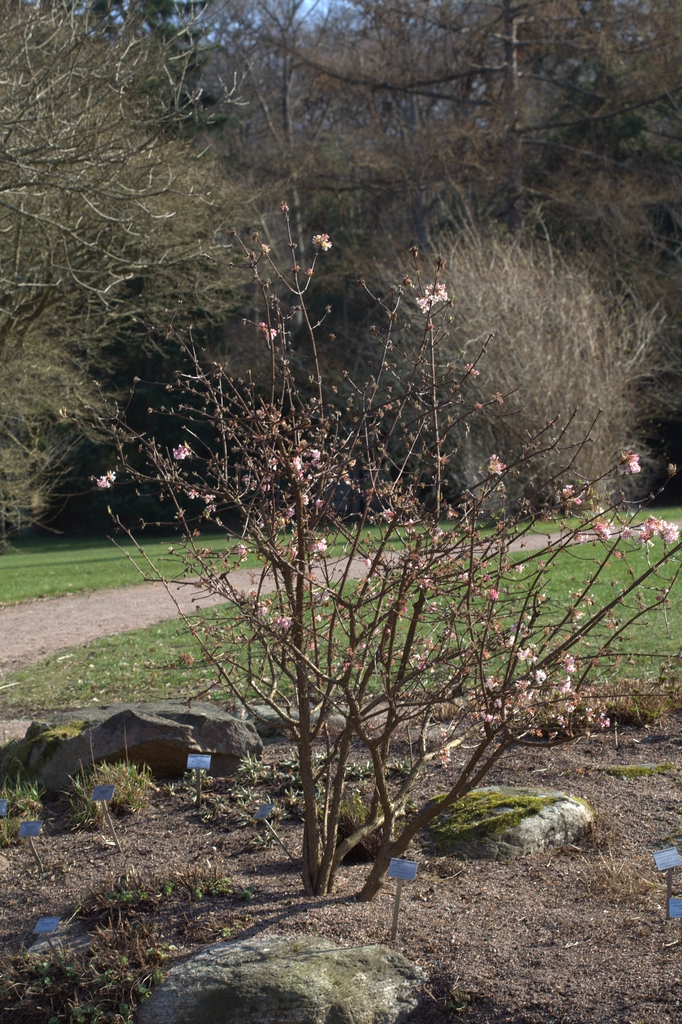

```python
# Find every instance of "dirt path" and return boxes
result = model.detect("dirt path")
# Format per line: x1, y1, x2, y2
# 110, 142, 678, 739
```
0, 533, 558, 677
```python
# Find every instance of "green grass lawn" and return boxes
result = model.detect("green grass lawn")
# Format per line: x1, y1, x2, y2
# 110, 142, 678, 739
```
0, 614, 220, 716
2, 531, 681, 718
0, 533, 264, 605
0, 535, 184, 605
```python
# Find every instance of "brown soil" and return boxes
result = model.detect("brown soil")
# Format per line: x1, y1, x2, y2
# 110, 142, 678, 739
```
1, 719, 682, 1022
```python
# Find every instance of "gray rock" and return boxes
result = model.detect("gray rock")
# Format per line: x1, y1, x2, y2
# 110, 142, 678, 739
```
0, 701, 262, 792
137, 935, 425, 1024
246, 703, 347, 737
430, 785, 593, 861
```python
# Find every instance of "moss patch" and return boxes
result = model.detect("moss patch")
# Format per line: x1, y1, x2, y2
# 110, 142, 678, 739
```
0, 720, 88, 781
429, 788, 556, 853
606, 762, 674, 779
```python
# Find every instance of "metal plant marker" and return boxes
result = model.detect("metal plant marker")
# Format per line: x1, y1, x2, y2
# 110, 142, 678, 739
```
254, 803, 296, 865
187, 753, 212, 807
18, 821, 44, 872
652, 845, 682, 924
92, 785, 121, 852
387, 858, 418, 940
32, 917, 60, 953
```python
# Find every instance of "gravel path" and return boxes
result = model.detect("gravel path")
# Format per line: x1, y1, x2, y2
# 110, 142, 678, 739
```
0, 532, 559, 677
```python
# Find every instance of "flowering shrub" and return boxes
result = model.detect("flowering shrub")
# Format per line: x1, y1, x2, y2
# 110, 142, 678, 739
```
109, 207, 682, 901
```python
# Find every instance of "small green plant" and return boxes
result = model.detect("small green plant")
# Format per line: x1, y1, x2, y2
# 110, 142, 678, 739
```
0, 917, 167, 1023
68, 761, 153, 828
0, 774, 44, 847
236, 752, 270, 786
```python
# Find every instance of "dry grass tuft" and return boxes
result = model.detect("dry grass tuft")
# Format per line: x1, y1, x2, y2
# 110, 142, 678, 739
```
578, 850, 656, 904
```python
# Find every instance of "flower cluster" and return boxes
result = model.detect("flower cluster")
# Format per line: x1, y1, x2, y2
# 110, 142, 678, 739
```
172, 443, 192, 460
488, 454, 507, 475
415, 282, 448, 313
621, 450, 641, 474
96, 470, 116, 489
561, 484, 582, 506
258, 322, 277, 342
637, 516, 679, 545
312, 233, 332, 250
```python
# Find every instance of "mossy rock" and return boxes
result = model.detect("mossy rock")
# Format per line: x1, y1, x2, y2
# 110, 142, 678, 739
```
606, 762, 675, 779
137, 935, 425, 1024
429, 785, 593, 861
0, 702, 262, 792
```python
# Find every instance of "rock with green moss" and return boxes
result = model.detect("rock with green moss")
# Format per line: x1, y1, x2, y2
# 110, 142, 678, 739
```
606, 762, 674, 779
429, 785, 593, 861
136, 935, 425, 1024
0, 701, 262, 792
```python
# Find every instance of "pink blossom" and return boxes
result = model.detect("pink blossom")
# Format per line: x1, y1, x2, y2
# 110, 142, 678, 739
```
277, 616, 292, 630
172, 443, 192, 460
415, 282, 449, 313
257, 322, 277, 342
621, 450, 641, 474
237, 544, 247, 558
660, 520, 680, 544
562, 484, 582, 506
488, 455, 507, 475
564, 655, 576, 674
309, 538, 328, 555
594, 518, 612, 541
381, 509, 394, 522
488, 588, 499, 601
96, 471, 116, 489
560, 680, 572, 694
482, 713, 495, 723
285, 507, 295, 518
315, 498, 324, 508
464, 363, 480, 377
292, 456, 304, 479
186, 489, 200, 499
577, 533, 589, 544
620, 526, 634, 540
312, 233, 332, 251
309, 449, 321, 464
364, 557, 372, 569
598, 713, 610, 730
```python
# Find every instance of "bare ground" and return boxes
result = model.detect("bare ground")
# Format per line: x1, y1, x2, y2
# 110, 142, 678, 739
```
1, 720, 682, 1022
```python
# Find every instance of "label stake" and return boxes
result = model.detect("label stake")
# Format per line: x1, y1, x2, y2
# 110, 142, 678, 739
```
387, 857, 418, 941
92, 785, 121, 852
28, 836, 43, 873
187, 754, 212, 808
390, 878, 404, 940
254, 803, 296, 865
19, 822, 44, 872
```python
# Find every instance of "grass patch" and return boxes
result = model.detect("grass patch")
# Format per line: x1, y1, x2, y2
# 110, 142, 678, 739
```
0, 774, 44, 847
0, 613, 225, 716
68, 761, 154, 828
0, 533, 263, 605
605, 762, 675, 779
429, 787, 556, 854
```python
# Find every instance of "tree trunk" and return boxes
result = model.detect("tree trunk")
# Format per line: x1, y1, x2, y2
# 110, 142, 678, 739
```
503, 0, 523, 236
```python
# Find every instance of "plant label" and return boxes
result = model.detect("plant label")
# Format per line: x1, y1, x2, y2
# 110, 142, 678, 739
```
669, 899, 682, 918
0, 799, 7, 816
18, 821, 42, 838
653, 847, 681, 871
187, 754, 212, 770
92, 785, 115, 803
388, 858, 418, 881
33, 917, 60, 935
254, 803, 276, 820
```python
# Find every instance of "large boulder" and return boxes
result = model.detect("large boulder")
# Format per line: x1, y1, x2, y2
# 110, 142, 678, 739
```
137, 935, 424, 1024
0, 701, 262, 792
429, 785, 593, 861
